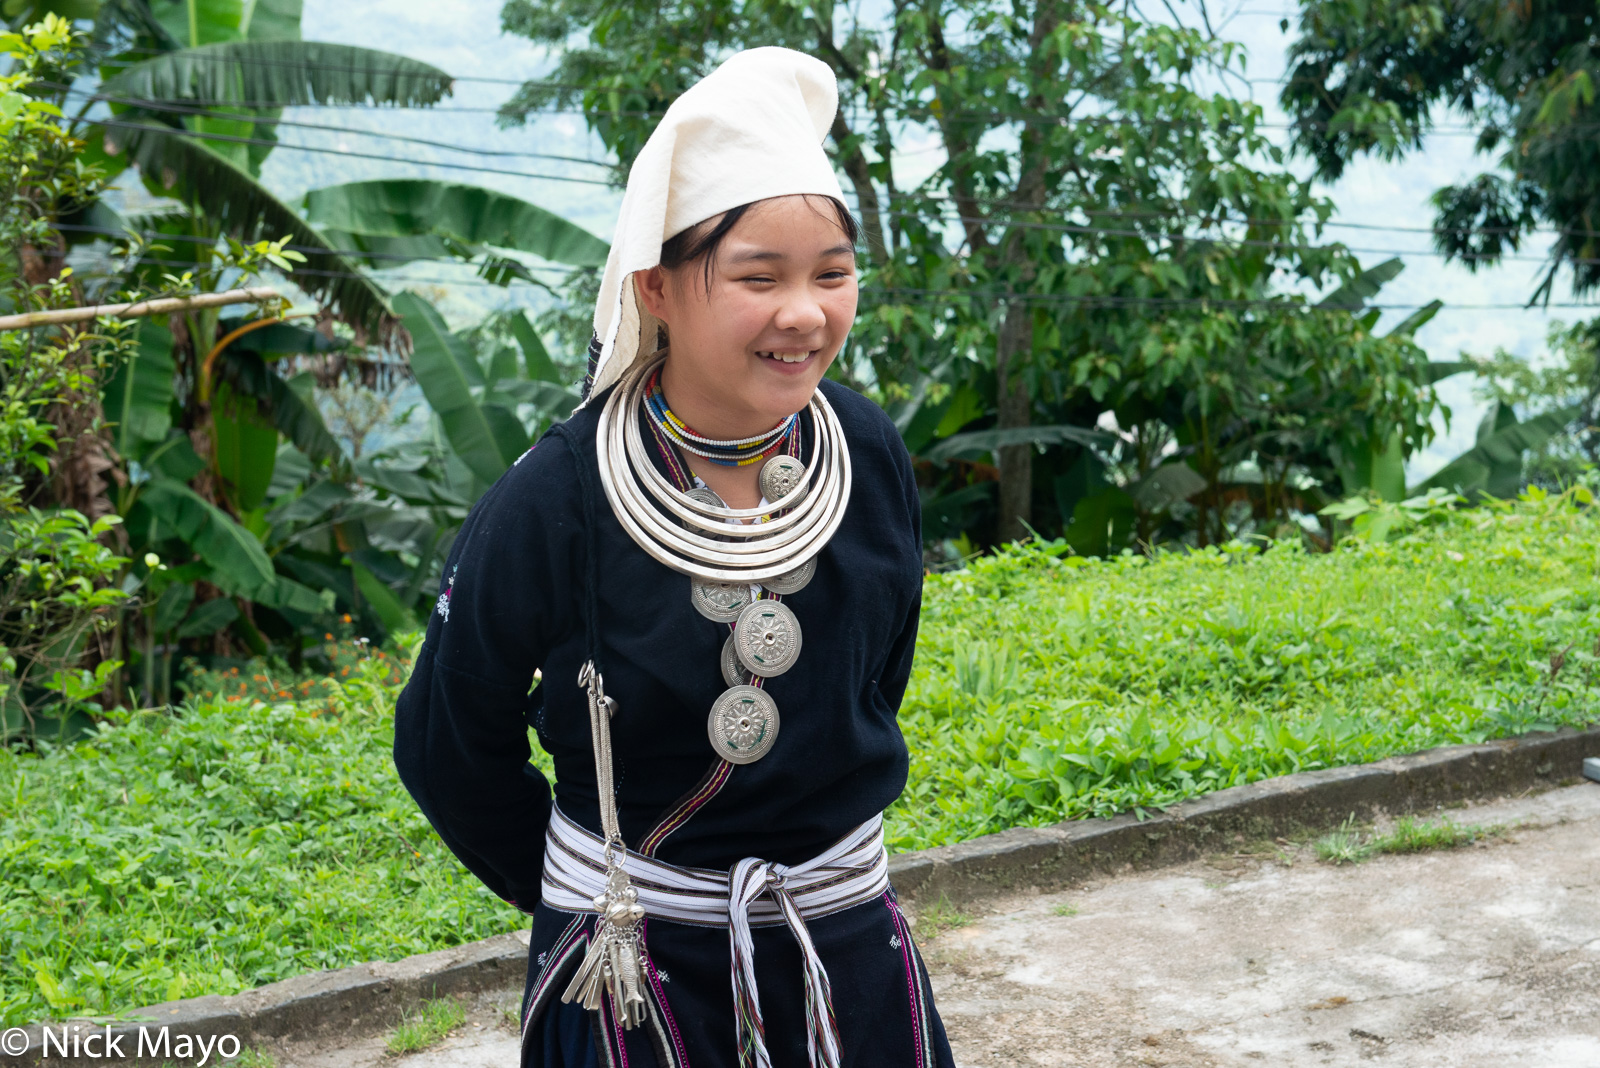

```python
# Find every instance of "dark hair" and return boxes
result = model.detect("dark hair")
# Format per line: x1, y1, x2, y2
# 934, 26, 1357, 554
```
658, 194, 860, 296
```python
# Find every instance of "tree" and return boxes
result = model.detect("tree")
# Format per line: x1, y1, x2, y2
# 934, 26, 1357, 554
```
502, 0, 1446, 545
0, 16, 135, 740
1281, 0, 1600, 302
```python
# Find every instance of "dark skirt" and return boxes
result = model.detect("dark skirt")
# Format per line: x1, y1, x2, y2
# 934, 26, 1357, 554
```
519, 888, 955, 1068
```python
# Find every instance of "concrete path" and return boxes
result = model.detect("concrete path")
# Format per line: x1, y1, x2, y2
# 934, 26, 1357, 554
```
264, 782, 1600, 1068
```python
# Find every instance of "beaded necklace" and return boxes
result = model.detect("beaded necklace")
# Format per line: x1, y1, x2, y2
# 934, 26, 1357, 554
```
643, 367, 799, 467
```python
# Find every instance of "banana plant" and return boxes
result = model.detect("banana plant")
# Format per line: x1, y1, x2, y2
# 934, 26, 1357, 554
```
101, 319, 335, 701
1416, 401, 1583, 499
301, 178, 611, 288
256, 294, 582, 641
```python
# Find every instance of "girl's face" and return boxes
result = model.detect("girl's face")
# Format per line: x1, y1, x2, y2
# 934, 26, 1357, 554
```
635, 195, 859, 437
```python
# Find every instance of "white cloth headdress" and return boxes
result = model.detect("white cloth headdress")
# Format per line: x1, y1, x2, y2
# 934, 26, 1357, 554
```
579, 46, 847, 406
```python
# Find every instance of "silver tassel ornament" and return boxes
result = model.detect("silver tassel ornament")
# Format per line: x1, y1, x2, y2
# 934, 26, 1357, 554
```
561, 664, 649, 1028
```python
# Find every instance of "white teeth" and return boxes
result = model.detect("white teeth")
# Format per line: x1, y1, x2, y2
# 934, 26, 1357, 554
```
759, 351, 812, 363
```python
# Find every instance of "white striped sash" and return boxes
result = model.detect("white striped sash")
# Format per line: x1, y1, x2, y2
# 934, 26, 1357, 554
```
540, 805, 890, 1068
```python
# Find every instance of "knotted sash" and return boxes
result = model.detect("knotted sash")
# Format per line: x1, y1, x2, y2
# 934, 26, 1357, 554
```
541, 805, 890, 1067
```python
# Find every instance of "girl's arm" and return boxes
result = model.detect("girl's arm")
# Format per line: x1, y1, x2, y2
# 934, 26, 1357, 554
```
393, 441, 579, 912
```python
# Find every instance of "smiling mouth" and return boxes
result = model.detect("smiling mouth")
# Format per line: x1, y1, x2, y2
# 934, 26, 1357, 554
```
756, 350, 816, 364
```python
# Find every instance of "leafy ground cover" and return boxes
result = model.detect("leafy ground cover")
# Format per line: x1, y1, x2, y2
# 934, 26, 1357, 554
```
2, 493, 1596, 1024
887, 490, 1600, 850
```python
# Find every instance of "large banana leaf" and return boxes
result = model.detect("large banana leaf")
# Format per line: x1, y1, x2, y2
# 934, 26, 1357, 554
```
303, 180, 610, 267
216, 350, 341, 462
394, 292, 529, 484
1336, 433, 1406, 502
150, 0, 241, 46
1317, 257, 1405, 310
352, 559, 416, 633
100, 41, 453, 107
922, 424, 1112, 463
102, 321, 175, 459
108, 118, 399, 343
136, 476, 276, 598
311, 227, 459, 270
242, 0, 301, 42
1416, 403, 1581, 497
510, 311, 562, 382
211, 381, 278, 511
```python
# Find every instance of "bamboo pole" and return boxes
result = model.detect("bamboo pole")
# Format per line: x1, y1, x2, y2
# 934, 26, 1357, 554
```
0, 286, 281, 331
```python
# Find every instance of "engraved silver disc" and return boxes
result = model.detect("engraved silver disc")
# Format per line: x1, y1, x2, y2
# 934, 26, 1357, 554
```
707, 685, 779, 764
758, 454, 805, 502
691, 578, 751, 622
684, 486, 733, 539
720, 633, 748, 687
733, 599, 803, 677
760, 555, 816, 595
685, 486, 725, 509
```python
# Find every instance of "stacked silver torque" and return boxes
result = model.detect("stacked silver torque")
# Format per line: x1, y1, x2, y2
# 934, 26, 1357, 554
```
597, 352, 853, 585
596, 352, 852, 770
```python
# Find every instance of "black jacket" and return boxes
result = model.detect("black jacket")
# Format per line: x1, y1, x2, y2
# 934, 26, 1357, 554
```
393, 378, 924, 912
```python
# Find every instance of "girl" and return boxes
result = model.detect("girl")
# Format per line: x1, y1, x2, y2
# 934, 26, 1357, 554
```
395, 46, 955, 1068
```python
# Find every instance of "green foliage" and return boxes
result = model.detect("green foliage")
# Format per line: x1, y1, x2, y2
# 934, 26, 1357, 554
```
1314, 814, 1505, 865
1462, 321, 1600, 490
0, 641, 540, 1026
0, 509, 128, 739
0, 18, 133, 740
502, 0, 1451, 549
910, 895, 973, 936
885, 490, 1600, 851
100, 40, 454, 108
302, 179, 610, 269
1282, 0, 1600, 300
385, 997, 466, 1055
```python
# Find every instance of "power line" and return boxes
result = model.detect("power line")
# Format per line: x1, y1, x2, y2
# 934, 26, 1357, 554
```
49, 85, 613, 167
54, 220, 578, 271
85, 116, 616, 185
70, 105, 1585, 245
74, 49, 1524, 134
76, 244, 1599, 312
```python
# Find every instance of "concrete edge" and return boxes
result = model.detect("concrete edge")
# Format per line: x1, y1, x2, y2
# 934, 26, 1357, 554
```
7, 724, 1598, 1066
5, 932, 531, 1067
885, 723, 1600, 905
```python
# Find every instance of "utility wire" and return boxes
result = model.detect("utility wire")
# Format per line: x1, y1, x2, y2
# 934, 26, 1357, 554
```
70, 52, 1526, 133
85, 247, 1597, 312
54, 220, 577, 271
84, 115, 616, 185
47, 85, 612, 167
68, 104, 1588, 243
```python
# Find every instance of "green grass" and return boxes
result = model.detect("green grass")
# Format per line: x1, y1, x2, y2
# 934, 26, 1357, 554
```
1, 493, 1597, 1025
911, 894, 973, 935
385, 997, 466, 1055
1314, 814, 1507, 865
885, 491, 1600, 851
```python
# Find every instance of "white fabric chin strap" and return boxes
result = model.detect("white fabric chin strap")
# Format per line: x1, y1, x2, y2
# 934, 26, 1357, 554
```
541, 806, 889, 1068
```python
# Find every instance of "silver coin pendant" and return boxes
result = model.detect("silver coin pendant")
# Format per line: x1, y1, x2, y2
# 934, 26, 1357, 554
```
758, 454, 805, 502
720, 633, 749, 687
707, 685, 779, 764
733, 599, 803, 677
760, 555, 816, 595
684, 486, 725, 509
691, 578, 751, 623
